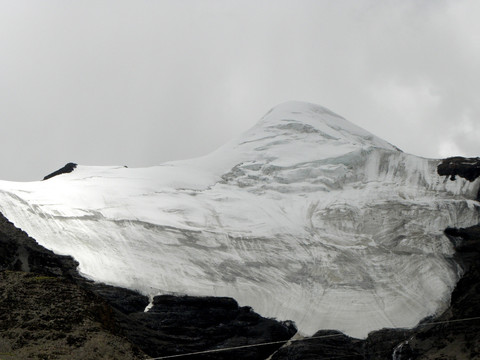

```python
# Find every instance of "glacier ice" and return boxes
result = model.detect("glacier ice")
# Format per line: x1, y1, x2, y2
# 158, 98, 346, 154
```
0, 101, 479, 338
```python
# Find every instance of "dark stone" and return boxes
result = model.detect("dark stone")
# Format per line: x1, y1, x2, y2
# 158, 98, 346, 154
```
271, 330, 364, 360
43, 162, 77, 180
122, 294, 296, 359
0, 212, 80, 279
437, 157, 480, 182
392, 341, 416, 360
445, 225, 480, 253
88, 283, 149, 314
271, 328, 412, 360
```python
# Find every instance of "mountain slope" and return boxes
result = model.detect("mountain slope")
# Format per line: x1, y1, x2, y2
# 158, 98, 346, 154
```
0, 101, 478, 338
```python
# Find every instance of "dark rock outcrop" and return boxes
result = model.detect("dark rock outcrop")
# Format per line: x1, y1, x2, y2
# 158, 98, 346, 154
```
438, 157, 480, 182
112, 294, 295, 360
43, 162, 77, 180
0, 211, 81, 279
127, 295, 296, 359
87, 283, 150, 315
271, 328, 413, 359
271, 330, 364, 360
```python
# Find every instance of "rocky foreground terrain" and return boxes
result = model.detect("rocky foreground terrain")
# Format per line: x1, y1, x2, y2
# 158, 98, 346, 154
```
0, 156, 479, 359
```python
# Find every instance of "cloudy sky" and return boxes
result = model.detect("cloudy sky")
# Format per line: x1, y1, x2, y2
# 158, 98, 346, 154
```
1, 0, 479, 181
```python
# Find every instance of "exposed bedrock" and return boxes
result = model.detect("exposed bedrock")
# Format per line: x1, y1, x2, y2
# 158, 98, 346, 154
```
0, 210, 81, 279
124, 295, 296, 359
0, 212, 296, 359
438, 157, 480, 186
43, 162, 77, 180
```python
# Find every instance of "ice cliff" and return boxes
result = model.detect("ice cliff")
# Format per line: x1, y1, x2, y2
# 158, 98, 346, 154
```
0, 101, 478, 338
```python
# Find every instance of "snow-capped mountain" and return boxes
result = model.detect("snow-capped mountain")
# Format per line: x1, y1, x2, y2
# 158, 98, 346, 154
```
0, 101, 478, 338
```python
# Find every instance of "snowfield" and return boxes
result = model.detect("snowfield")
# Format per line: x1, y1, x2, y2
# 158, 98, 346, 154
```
0, 101, 479, 338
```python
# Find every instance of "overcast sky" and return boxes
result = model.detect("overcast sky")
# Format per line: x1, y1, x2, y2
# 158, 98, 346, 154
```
1, 0, 479, 181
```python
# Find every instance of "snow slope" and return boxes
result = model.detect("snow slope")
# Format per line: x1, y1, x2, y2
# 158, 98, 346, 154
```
0, 101, 479, 338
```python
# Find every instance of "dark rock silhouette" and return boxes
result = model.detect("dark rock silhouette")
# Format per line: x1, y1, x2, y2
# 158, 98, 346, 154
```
43, 162, 77, 180
437, 156, 480, 183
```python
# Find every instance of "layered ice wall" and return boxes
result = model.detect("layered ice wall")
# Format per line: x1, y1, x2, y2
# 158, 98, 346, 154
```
0, 101, 479, 338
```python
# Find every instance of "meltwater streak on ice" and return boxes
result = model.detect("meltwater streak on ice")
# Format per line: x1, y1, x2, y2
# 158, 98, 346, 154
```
0, 101, 479, 338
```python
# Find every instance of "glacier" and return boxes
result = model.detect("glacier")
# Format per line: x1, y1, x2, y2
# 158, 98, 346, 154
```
0, 101, 479, 339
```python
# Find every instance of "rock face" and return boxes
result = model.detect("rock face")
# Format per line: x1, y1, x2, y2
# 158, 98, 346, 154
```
0, 211, 296, 359
43, 162, 77, 180
437, 156, 480, 187
270, 328, 413, 359
0, 210, 80, 278
0, 271, 145, 360
122, 295, 296, 359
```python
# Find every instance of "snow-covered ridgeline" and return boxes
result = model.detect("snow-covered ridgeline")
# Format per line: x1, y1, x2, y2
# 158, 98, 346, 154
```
0, 101, 478, 338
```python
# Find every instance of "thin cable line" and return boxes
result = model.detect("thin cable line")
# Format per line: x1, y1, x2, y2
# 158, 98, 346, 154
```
146, 333, 342, 360
418, 315, 480, 327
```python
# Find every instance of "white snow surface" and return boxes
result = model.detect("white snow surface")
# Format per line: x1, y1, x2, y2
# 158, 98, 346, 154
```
0, 101, 479, 338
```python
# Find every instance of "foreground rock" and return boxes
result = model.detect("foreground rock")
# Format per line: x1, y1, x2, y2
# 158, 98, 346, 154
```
0, 271, 145, 360
0, 212, 296, 359
123, 295, 296, 359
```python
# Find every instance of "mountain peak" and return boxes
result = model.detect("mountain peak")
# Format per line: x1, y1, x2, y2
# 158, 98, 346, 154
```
255, 100, 399, 153
197, 101, 400, 176
260, 100, 346, 121
0, 102, 479, 338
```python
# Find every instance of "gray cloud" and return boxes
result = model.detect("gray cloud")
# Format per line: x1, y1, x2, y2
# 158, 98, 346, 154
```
0, 0, 479, 181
